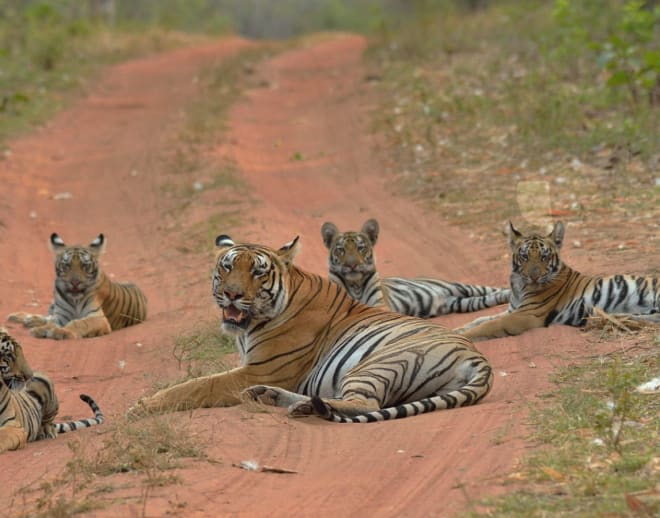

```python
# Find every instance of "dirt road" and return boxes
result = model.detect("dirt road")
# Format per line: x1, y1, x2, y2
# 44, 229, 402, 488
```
1, 34, 602, 516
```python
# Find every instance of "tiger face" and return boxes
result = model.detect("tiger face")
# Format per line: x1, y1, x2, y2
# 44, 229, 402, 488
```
0, 332, 33, 387
508, 221, 565, 286
321, 219, 379, 284
50, 233, 105, 297
211, 235, 300, 334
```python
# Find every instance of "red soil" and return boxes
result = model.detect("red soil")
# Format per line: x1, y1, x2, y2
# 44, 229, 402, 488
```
0, 34, 611, 516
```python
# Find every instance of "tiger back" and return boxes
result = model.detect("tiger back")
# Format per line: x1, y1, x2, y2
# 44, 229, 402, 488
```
8, 233, 147, 340
0, 331, 105, 453
321, 219, 510, 318
457, 221, 660, 341
128, 234, 493, 423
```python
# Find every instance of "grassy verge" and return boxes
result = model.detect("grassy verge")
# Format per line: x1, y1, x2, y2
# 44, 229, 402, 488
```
367, 1, 658, 260
1, 13, 209, 146
476, 325, 659, 517
21, 416, 205, 517
366, 2, 659, 515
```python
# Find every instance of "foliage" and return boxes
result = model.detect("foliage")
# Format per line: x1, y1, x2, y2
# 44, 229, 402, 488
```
552, 0, 660, 106
476, 343, 659, 517
367, 0, 659, 248
0, 1, 210, 144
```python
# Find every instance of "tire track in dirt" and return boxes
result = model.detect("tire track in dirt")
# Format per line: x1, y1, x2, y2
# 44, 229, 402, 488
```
137, 34, 593, 517
0, 37, 252, 507
0, 34, 601, 516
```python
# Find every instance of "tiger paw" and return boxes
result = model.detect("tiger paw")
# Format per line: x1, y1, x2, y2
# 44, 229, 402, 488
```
23, 314, 51, 328
288, 400, 315, 418
126, 395, 165, 421
49, 327, 76, 340
242, 385, 282, 406
126, 400, 148, 422
8, 313, 51, 328
7, 312, 28, 324
30, 324, 75, 340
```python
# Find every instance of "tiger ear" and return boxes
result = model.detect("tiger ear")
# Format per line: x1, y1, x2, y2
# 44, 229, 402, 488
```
215, 234, 235, 248
361, 219, 379, 246
89, 234, 106, 254
277, 236, 301, 267
506, 221, 522, 249
321, 222, 338, 249
49, 233, 66, 252
549, 221, 565, 249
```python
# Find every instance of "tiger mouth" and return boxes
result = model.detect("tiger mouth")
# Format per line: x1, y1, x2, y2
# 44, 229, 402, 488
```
67, 285, 85, 294
222, 306, 251, 329
342, 271, 363, 281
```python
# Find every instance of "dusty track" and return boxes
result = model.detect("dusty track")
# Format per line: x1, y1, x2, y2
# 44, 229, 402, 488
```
1, 34, 606, 516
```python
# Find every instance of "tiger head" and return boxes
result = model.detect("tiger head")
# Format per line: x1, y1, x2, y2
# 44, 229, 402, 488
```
508, 221, 565, 286
212, 235, 301, 334
0, 331, 34, 388
321, 219, 379, 289
50, 233, 105, 297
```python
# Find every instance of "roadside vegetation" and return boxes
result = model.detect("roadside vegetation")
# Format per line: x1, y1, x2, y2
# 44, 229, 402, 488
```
5, 1, 658, 514
0, 0, 394, 147
366, 2, 659, 515
18, 415, 205, 517
367, 0, 658, 259
0, 1, 215, 144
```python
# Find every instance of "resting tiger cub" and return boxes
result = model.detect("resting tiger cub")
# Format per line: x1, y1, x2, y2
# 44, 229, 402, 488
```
321, 219, 510, 317
0, 331, 105, 453
128, 235, 492, 423
8, 233, 147, 340
457, 221, 660, 341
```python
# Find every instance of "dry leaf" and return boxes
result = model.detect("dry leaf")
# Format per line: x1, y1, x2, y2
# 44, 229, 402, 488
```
540, 466, 565, 482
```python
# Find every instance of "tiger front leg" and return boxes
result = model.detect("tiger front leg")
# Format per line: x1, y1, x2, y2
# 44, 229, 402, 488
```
454, 309, 510, 334
0, 424, 28, 453
63, 315, 112, 338
7, 312, 52, 328
31, 315, 112, 340
127, 367, 262, 419
459, 311, 546, 341
30, 322, 76, 340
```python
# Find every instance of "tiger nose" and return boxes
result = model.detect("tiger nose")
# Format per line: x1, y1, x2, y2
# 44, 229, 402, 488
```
345, 255, 359, 268
224, 289, 242, 301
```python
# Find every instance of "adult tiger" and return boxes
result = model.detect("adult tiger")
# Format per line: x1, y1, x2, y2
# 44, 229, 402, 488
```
321, 219, 510, 317
8, 233, 147, 340
0, 331, 105, 453
128, 235, 492, 423
457, 221, 660, 341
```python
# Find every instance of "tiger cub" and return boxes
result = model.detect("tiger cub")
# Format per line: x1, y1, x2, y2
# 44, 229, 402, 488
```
457, 221, 660, 341
128, 234, 492, 423
0, 331, 105, 453
322, 219, 510, 317
8, 233, 147, 340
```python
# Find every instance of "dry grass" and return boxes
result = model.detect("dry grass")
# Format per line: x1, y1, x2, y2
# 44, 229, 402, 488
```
367, 3, 659, 265
585, 308, 660, 336
20, 415, 206, 517
368, 4, 660, 516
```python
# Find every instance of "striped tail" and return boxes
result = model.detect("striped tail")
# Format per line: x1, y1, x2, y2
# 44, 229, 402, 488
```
311, 362, 493, 424
55, 394, 105, 434
384, 277, 511, 317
